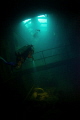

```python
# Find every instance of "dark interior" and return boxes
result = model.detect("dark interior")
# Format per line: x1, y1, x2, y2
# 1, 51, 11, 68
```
0, 1, 80, 119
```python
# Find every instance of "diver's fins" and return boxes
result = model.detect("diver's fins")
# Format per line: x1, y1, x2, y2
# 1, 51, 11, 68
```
0, 56, 15, 66
0, 56, 7, 63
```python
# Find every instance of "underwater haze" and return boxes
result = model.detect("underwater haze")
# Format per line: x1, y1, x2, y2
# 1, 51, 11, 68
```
0, 9, 80, 119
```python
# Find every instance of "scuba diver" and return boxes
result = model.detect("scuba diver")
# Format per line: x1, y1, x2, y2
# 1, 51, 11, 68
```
15, 45, 34, 69
33, 29, 40, 39
0, 45, 34, 70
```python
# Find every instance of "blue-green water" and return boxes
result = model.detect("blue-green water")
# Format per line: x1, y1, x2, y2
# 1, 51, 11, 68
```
0, 12, 80, 119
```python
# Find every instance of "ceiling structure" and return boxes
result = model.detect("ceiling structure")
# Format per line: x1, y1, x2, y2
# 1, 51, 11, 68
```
0, 1, 80, 32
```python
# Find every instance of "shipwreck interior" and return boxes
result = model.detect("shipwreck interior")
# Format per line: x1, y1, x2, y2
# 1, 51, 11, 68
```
0, 1, 80, 119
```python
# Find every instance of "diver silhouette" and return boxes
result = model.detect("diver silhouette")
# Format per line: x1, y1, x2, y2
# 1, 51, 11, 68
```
0, 45, 34, 70
33, 29, 40, 39
15, 45, 34, 69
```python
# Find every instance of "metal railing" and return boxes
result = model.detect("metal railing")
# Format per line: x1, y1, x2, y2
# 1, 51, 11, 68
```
23, 44, 78, 69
